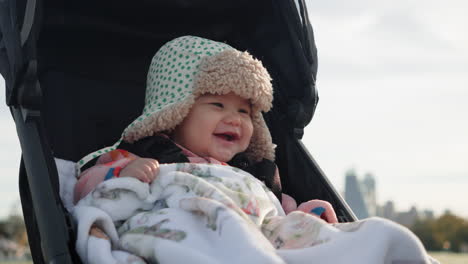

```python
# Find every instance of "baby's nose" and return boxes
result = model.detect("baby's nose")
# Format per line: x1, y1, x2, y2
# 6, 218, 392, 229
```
224, 113, 241, 126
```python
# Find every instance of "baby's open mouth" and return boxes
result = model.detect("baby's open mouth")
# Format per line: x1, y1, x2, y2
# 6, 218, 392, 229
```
214, 132, 239, 142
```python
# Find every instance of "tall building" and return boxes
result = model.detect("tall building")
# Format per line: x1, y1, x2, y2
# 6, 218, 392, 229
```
396, 206, 419, 227
379, 200, 396, 220
344, 169, 369, 219
361, 173, 377, 216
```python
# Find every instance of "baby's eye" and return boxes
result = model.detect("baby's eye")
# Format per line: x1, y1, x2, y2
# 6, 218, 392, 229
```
239, 108, 250, 115
210, 102, 224, 108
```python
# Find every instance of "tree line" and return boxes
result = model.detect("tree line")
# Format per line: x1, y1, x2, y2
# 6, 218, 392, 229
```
0, 214, 28, 247
411, 211, 468, 252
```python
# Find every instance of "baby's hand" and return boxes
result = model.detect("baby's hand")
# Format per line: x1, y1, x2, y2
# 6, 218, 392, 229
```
297, 200, 338, 223
119, 158, 159, 183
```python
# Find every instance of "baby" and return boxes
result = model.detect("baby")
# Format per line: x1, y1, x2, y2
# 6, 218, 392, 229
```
73, 36, 436, 264
74, 35, 338, 223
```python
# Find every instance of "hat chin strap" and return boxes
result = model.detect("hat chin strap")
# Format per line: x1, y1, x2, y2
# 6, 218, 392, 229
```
75, 138, 123, 175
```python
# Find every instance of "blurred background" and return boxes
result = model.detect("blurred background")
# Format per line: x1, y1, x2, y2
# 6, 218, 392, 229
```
305, 0, 468, 221
303, 0, 468, 261
1, 0, 467, 262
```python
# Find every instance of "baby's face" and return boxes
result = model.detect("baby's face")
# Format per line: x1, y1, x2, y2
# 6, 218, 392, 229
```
173, 92, 253, 162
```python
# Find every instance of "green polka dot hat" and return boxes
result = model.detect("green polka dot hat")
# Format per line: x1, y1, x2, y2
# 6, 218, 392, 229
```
77, 36, 275, 172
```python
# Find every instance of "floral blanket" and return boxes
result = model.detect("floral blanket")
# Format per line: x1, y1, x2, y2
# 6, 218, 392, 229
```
73, 163, 436, 264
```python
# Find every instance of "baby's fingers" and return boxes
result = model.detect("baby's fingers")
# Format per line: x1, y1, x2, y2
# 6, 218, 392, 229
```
297, 200, 338, 223
322, 208, 339, 224
138, 159, 159, 183
119, 158, 159, 183
145, 159, 159, 182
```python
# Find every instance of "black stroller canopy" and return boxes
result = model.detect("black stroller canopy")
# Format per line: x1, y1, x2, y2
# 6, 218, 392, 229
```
1, 0, 355, 263
3, 0, 319, 160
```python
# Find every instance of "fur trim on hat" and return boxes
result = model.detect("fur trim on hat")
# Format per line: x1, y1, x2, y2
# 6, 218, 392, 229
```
194, 49, 273, 113
123, 97, 195, 143
248, 112, 275, 161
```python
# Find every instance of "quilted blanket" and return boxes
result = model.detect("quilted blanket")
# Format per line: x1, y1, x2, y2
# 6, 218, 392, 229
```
73, 163, 436, 264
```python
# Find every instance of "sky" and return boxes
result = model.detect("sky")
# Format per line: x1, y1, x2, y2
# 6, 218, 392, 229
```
303, 0, 468, 217
0, 0, 467, 219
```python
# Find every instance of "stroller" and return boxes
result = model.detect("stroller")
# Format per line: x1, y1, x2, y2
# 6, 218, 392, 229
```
1, 0, 356, 263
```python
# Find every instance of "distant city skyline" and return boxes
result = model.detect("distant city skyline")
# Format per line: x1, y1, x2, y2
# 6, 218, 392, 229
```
343, 170, 434, 226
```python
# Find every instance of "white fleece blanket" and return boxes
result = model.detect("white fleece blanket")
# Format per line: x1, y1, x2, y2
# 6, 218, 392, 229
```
67, 162, 436, 264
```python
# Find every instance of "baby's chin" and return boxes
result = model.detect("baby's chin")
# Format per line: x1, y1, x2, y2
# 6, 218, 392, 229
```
212, 154, 234, 163
211, 150, 239, 163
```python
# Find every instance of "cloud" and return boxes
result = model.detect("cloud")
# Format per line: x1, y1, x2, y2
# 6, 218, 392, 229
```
306, 0, 381, 18
0, 191, 21, 219
0, 78, 21, 178
0, 110, 20, 157
411, 0, 468, 52
0, 167, 20, 188
307, 0, 468, 79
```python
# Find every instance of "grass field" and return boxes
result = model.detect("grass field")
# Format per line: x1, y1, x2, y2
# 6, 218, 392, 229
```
429, 252, 468, 264
1, 252, 467, 263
